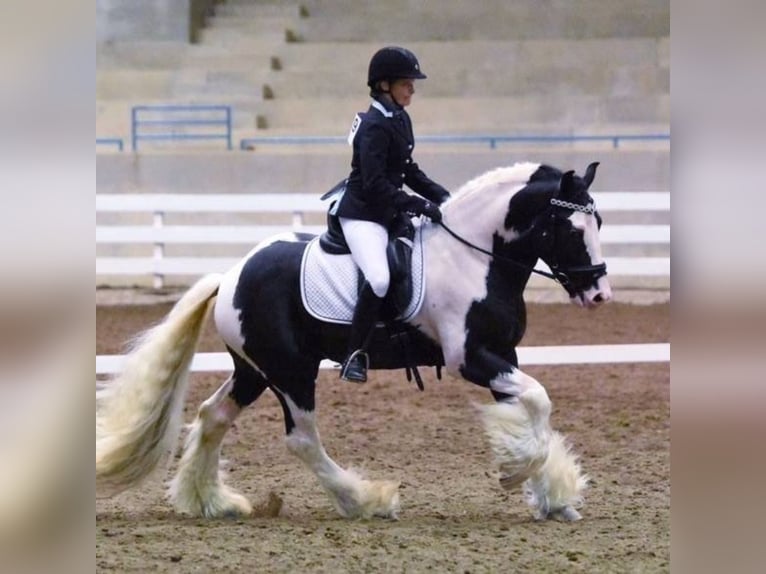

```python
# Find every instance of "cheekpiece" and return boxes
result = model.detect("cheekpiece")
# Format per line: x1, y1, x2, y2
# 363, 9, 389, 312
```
550, 198, 596, 214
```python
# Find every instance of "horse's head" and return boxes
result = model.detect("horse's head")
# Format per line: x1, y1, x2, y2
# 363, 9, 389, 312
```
442, 161, 612, 308
534, 162, 612, 308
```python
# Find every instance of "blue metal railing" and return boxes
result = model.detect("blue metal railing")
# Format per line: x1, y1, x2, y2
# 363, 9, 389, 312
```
240, 133, 670, 150
131, 105, 232, 151
96, 137, 124, 152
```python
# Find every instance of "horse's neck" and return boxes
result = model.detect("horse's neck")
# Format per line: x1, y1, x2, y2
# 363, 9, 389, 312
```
441, 189, 512, 248
439, 185, 541, 301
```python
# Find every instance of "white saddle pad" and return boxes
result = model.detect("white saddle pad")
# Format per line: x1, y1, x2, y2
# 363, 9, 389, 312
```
300, 229, 425, 325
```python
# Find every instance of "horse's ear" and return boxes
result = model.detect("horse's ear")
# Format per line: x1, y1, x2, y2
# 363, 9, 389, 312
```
583, 162, 600, 188
558, 170, 576, 197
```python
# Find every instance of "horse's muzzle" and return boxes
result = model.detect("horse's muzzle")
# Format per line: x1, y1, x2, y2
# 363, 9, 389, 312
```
576, 276, 612, 308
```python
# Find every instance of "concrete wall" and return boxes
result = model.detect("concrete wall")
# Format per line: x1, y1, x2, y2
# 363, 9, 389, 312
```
297, 0, 669, 41
97, 0, 217, 43
96, 148, 670, 195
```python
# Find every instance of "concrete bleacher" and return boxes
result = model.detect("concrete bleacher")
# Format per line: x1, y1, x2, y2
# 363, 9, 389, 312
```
252, 95, 669, 135
265, 38, 669, 98
253, 36, 668, 134
97, 0, 669, 140
205, 12, 668, 134
96, 0, 670, 290
293, 0, 669, 42
96, 1, 302, 136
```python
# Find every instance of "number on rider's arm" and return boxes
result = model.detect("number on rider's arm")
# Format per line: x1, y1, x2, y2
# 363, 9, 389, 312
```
347, 114, 362, 146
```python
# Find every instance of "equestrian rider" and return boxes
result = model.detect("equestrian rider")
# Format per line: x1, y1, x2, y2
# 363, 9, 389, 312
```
336, 46, 451, 383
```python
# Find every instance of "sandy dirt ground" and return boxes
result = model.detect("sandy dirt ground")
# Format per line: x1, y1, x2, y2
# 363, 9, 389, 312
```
96, 299, 669, 573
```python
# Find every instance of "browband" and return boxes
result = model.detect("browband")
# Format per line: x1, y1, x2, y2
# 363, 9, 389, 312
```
550, 198, 596, 214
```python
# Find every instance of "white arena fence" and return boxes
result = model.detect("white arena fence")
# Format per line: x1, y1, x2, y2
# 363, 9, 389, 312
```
96, 191, 670, 288
96, 192, 670, 373
96, 344, 670, 375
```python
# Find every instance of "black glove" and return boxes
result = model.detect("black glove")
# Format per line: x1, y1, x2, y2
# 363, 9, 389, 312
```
419, 201, 443, 223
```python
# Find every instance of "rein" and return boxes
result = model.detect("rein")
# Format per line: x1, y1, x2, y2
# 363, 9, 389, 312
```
437, 220, 559, 282
437, 214, 608, 295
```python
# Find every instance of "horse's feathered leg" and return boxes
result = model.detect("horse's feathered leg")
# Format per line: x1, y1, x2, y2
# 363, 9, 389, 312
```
272, 385, 400, 519
478, 366, 587, 522
168, 353, 267, 518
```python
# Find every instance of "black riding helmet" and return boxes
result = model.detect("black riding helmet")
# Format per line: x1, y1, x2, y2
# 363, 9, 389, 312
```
367, 46, 427, 88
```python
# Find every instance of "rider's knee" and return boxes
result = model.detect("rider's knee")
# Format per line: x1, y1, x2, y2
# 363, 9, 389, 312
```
367, 273, 390, 298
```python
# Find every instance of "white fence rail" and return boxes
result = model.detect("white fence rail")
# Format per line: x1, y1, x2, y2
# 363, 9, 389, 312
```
96, 192, 670, 288
96, 343, 670, 375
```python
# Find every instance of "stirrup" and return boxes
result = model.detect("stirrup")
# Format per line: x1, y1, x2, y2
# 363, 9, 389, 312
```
340, 350, 369, 383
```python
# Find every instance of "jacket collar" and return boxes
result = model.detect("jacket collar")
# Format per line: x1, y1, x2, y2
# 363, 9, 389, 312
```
370, 97, 401, 118
370, 97, 412, 143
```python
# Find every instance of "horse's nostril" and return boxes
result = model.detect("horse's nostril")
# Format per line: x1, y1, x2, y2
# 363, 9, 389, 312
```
593, 294, 603, 303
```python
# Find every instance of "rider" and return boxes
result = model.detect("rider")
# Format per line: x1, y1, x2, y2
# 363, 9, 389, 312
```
336, 46, 451, 383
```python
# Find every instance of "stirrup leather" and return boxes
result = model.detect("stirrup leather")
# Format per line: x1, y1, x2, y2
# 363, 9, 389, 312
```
340, 349, 369, 383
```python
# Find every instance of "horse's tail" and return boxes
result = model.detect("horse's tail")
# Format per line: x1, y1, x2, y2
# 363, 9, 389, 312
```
96, 273, 222, 497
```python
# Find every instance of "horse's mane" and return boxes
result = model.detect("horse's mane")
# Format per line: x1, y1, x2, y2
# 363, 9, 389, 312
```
446, 162, 548, 206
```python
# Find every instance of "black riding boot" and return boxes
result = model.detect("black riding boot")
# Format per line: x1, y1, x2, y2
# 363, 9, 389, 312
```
340, 282, 384, 383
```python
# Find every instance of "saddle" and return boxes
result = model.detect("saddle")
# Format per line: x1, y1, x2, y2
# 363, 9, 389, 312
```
318, 182, 416, 321
299, 180, 437, 390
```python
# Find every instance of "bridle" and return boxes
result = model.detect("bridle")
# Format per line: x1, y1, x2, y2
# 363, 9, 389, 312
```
543, 198, 608, 296
437, 197, 608, 295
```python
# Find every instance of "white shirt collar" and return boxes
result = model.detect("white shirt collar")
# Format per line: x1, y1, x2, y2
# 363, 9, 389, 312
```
371, 99, 394, 118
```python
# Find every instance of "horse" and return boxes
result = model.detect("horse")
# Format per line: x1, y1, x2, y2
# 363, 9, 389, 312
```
96, 161, 611, 523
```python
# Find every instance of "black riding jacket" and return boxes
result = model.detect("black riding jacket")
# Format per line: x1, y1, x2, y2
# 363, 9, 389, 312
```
335, 97, 450, 228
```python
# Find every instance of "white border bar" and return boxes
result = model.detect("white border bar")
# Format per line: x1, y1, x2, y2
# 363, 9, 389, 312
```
96, 344, 669, 374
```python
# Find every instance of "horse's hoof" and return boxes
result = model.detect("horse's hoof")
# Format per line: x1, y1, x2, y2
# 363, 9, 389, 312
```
499, 474, 526, 491
550, 506, 582, 522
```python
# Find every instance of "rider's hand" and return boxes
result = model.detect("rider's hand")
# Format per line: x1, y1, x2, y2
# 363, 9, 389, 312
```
419, 201, 443, 223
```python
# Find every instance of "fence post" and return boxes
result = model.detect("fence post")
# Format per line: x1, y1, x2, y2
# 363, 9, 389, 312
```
152, 210, 165, 289
292, 211, 304, 231
131, 107, 139, 152
226, 107, 232, 150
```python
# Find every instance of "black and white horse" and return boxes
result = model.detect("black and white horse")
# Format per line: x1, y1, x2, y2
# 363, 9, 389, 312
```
96, 161, 611, 522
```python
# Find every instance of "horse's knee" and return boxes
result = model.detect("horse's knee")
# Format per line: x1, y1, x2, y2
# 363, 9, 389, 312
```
489, 368, 535, 397
285, 430, 314, 459
490, 369, 551, 419
198, 397, 239, 439
520, 385, 551, 421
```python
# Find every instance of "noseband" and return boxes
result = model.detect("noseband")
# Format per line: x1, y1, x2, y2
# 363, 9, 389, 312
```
437, 197, 607, 293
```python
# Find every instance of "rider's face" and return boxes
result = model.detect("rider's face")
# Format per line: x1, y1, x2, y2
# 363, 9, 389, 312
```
389, 79, 415, 107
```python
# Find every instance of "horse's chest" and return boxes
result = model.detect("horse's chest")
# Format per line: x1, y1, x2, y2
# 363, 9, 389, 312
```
464, 297, 526, 350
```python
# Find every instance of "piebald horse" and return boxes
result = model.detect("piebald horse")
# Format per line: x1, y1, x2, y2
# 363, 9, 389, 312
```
96, 161, 611, 522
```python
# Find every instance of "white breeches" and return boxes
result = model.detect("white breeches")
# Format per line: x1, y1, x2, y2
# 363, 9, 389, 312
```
339, 218, 390, 297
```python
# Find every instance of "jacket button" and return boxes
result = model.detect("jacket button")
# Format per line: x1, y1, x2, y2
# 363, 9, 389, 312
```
408, 144, 413, 149
401, 173, 406, 177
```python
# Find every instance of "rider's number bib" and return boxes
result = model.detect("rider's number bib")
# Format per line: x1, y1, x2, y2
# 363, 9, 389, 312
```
347, 114, 362, 146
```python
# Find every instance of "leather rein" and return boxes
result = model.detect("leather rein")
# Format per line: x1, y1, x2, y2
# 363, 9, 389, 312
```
436, 202, 607, 294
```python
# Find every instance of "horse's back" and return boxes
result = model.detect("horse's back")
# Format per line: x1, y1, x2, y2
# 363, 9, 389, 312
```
215, 233, 315, 365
